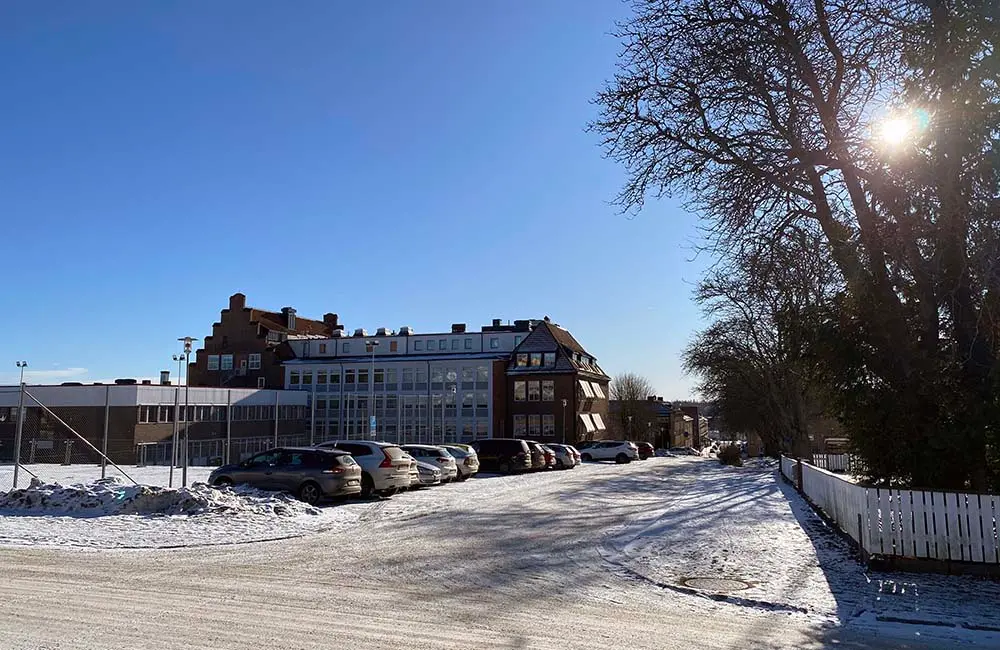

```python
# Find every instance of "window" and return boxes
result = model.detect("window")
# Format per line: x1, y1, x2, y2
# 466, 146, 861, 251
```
514, 381, 526, 401
431, 367, 444, 383
477, 366, 489, 383
489, 337, 499, 349
302, 372, 312, 385
415, 340, 424, 351
319, 343, 327, 353
462, 392, 473, 411
221, 335, 229, 347
221, 354, 234, 370
530, 353, 543, 367
257, 377, 266, 389
158, 406, 174, 423
330, 371, 340, 385
374, 368, 384, 384
476, 391, 489, 410
543, 414, 555, 436
386, 394, 397, 410
446, 368, 457, 383
516, 354, 528, 368
591, 413, 607, 430
578, 379, 595, 399
317, 371, 327, 385
528, 415, 540, 436
543, 352, 556, 367
386, 368, 397, 384
402, 368, 414, 385
515, 335, 523, 346
451, 338, 459, 350
358, 369, 368, 384
290, 371, 300, 385
589, 382, 606, 399
415, 368, 427, 384
513, 415, 526, 436
439, 339, 447, 350
527, 381, 541, 401
207, 355, 220, 371
343, 342, 351, 354
464, 338, 472, 350
329, 398, 340, 412
345, 369, 355, 384
542, 380, 555, 401
390, 340, 398, 352
246, 353, 261, 370
246, 451, 280, 468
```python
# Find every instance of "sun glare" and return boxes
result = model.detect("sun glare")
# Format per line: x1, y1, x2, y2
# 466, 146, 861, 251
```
877, 116, 913, 148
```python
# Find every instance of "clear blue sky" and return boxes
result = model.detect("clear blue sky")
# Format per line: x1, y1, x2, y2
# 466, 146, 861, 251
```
0, 1, 710, 397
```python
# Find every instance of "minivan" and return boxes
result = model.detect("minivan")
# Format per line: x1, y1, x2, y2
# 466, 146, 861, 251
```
469, 438, 533, 473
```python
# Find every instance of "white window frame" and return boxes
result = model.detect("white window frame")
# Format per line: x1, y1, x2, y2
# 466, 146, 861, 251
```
221, 354, 234, 371
207, 355, 220, 371
490, 337, 500, 349
257, 377, 266, 389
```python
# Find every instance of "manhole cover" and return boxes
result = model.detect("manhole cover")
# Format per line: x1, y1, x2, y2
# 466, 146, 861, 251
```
682, 577, 751, 593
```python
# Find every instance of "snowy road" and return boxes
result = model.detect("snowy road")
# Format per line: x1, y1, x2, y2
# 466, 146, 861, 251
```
0, 458, 980, 649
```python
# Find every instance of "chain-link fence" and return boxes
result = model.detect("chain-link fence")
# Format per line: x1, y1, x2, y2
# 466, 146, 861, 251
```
1, 385, 139, 492
135, 434, 311, 467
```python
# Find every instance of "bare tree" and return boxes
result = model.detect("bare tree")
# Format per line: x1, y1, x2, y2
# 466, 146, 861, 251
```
594, 0, 1000, 490
610, 372, 656, 440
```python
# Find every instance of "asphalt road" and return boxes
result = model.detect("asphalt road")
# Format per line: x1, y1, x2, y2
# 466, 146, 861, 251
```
0, 459, 967, 650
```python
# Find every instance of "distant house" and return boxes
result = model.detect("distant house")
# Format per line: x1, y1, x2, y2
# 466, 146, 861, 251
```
608, 396, 694, 448
188, 293, 343, 389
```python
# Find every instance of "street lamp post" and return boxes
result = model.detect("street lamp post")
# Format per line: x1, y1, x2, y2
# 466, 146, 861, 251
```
365, 340, 380, 440
561, 398, 568, 445
172, 354, 184, 384
178, 337, 198, 486
12, 361, 27, 488
628, 415, 633, 440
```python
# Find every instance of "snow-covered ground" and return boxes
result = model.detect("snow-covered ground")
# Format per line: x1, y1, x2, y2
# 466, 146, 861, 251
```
0, 457, 996, 649
0, 462, 215, 490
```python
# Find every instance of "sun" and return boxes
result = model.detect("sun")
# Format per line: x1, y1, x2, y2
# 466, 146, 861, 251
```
876, 115, 914, 148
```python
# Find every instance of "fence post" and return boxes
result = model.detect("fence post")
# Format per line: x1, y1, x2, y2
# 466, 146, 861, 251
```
169, 387, 180, 488
857, 512, 867, 562
310, 382, 316, 446
225, 390, 232, 465
28, 439, 36, 464
12, 382, 25, 489
273, 391, 279, 447
795, 457, 804, 492
101, 385, 110, 479
63, 440, 73, 466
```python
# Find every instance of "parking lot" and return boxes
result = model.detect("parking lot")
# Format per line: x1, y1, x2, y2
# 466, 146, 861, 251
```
0, 458, 962, 650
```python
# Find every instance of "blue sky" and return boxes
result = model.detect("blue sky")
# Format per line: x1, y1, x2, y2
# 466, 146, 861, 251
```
0, 1, 710, 397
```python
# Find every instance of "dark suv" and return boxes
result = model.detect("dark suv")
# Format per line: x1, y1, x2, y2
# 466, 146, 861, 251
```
208, 447, 362, 504
470, 438, 533, 473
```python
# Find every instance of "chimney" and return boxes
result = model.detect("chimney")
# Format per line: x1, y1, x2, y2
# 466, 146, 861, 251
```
140, 379, 152, 385
160, 370, 171, 386
281, 307, 297, 330
647, 396, 657, 402
492, 318, 501, 327
323, 313, 342, 331
451, 323, 466, 333
229, 293, 247, 310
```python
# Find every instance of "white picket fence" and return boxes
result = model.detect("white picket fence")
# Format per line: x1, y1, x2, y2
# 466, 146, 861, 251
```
781, 456, 1000, 564
811, 453, 852, 472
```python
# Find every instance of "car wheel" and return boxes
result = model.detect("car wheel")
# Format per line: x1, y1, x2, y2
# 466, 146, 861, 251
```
581, 453, 592, 462
615, 453, 629, 464
213, 477, 233, 487
378, 488, 398, 498
360, 473, 376, 499
298, 482, 322, 505
556, 459, 565, 469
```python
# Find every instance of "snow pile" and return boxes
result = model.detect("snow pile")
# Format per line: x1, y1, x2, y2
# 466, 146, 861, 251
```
0, 477, 320, 518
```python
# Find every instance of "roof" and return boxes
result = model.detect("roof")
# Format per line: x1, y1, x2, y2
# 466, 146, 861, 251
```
250, 308, 331, 336
546, 322, 587, 354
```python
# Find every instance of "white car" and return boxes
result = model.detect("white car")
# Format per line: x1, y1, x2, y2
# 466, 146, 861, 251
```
315, 440, 413, 497
546, 444, 579, 469
443, 445, 480, 480
400, 445, 459, 482
578, 440, 639, 464
413, 460, 442, 487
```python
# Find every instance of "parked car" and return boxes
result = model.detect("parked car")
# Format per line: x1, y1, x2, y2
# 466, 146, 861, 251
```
546, 444, 578, 469
314, 440, 412, 497
443, 445, 480, 480
400, 444, 459, 482
399, 451, 419, 490
413, 460, 442, 487
469, 438, 533, 473
579, 440, 639, 464
567, 445, 583, 465
209, 447, 362, 505
524, 441, 549, 470
637, 442, 655, 460
538, 444, 557, 468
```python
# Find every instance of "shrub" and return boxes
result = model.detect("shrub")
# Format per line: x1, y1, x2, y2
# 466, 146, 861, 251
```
718, 444, 743, 467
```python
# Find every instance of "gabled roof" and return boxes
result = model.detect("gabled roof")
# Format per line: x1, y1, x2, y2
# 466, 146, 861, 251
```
546, 323, 587, 354
249, 309, 331, 336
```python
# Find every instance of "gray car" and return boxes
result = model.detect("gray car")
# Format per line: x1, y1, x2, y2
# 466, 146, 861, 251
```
208, 447, 362, 505
413, 460, 442, 487
315, 440, 412, 498
400, 444, 459, 482
443, 445, 479, 480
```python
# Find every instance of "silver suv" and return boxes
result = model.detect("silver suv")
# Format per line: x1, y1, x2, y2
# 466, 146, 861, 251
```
400, 444, 459, 482
208, 447, 362, 504
315, 440, 412, 498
